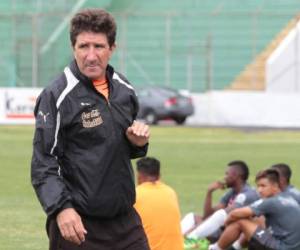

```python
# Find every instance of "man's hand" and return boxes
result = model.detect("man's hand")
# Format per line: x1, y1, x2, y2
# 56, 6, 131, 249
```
56, 208, 87, 245
126, 121, 150, 147
224, 212, 235, 226
208, 181, 226, 193
224, 207, 254, 226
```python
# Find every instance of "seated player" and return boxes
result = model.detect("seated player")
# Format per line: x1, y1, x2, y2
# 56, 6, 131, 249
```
209, 169, 300, 250
182, 160, 259, 245
134, 157, 183, 250
271, 163, 300, 204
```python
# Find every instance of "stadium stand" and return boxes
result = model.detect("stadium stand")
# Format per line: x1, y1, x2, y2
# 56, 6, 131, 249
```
0, 0, 299, 92
229, 16, 299, 91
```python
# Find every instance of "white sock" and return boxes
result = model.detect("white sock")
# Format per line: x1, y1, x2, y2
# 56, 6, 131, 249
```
208, 243, 222, 250
181, 212, 196, 235
232, 240, 242, 250
188, 209, 227, 239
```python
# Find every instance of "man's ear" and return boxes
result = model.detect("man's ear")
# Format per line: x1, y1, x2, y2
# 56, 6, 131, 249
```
108, 43, 116, 60
272, 183, 280, 192
137, 172, 144, 185
110, 43, 116, 52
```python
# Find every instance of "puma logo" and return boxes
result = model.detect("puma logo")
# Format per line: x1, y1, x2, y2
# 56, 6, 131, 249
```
257, 230, 265, 238
38, 111, 50, 122
81, 102, 91, 106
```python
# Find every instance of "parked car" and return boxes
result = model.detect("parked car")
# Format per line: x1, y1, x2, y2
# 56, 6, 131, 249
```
136, 85, 194, 125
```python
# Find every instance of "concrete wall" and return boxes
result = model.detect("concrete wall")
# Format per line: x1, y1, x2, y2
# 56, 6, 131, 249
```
266, 21, 300, 93
2, 88, 300, 128
187, 91, 300, 128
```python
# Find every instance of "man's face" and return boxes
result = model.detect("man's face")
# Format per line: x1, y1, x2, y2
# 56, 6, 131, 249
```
73, 31, 115, 80
256, 178, 278, 198
224, 166, 238, 188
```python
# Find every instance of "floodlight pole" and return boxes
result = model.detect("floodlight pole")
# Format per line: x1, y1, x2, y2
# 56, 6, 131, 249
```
32, 14, 39, 87
187, 50, 193, 91
295, 16, 300, 92
119, 13, 127, 75
205, 33, 213, 92
165, 13, 171, 87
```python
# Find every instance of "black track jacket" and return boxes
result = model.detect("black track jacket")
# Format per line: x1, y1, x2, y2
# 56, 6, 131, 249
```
31, 60, 148, 218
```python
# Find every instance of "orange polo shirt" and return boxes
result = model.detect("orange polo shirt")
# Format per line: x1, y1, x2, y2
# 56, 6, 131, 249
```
134, 181, 183, 250
93, 79, 109, 100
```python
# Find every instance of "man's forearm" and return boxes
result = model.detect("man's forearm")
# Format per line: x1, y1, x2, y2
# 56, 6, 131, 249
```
226, 207, 253, 225
203, 190, 214, 219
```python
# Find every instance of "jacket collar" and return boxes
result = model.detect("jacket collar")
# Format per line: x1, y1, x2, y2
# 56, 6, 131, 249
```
69, 59, 115, 86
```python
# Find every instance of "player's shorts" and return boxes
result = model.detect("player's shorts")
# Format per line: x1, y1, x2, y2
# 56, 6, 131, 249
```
248, 226, 280, 250
207, 228, 222, 243
46, 208, 149, 250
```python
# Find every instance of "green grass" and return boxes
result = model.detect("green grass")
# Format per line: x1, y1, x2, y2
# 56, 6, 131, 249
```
1, 125, 300, 249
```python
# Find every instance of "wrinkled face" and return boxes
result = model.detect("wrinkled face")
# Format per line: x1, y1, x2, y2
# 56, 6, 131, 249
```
224, 166, 239, 188
256, 178, 278, 198
73, 31, 115, 80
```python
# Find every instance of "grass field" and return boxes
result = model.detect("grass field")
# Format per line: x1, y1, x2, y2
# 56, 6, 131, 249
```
1, 125, 300, 249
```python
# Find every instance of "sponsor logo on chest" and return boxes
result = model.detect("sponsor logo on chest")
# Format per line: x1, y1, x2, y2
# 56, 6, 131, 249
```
81, 109, 103, 128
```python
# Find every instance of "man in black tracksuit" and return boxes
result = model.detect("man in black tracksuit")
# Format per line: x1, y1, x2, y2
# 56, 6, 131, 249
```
31, 8, 150, 250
